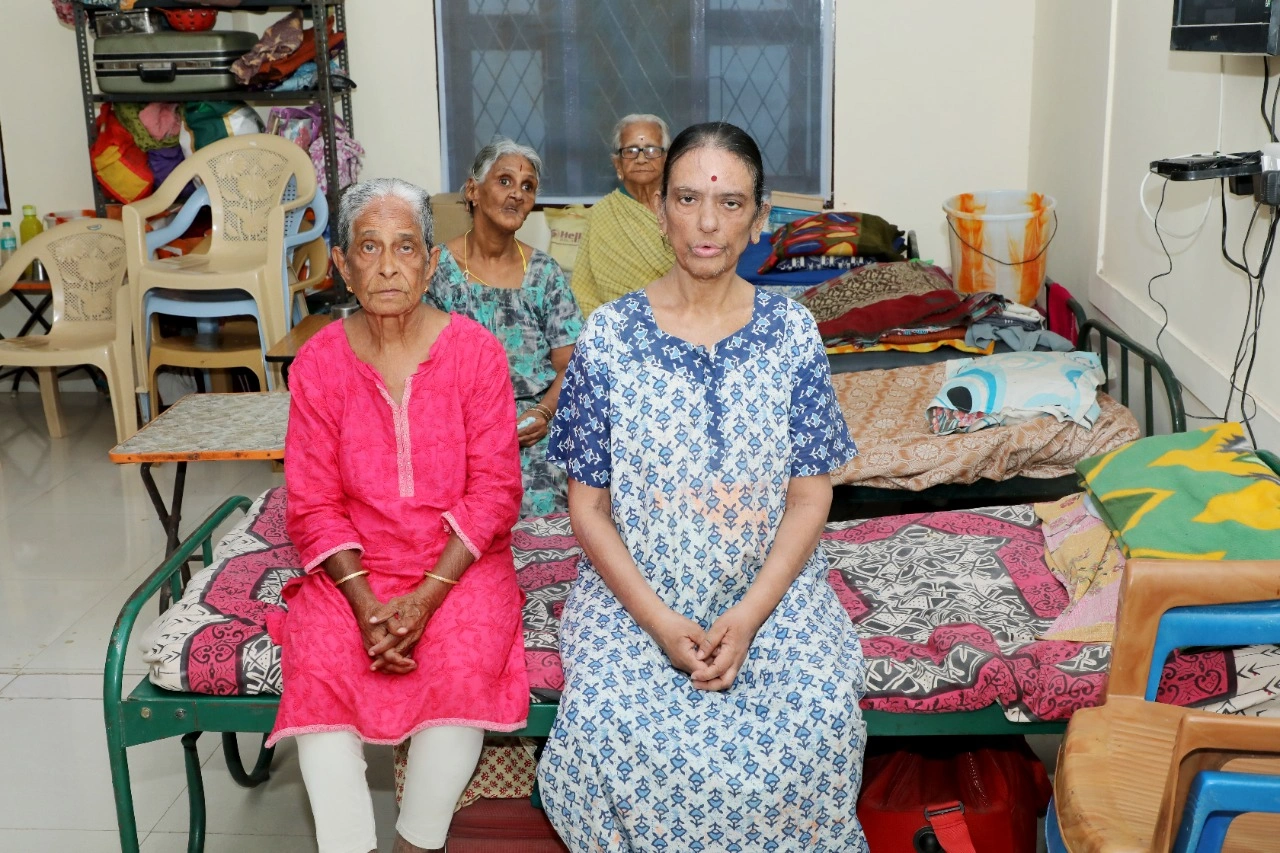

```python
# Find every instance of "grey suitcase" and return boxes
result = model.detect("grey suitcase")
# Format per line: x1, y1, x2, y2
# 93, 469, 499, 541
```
93, 31, 258, 95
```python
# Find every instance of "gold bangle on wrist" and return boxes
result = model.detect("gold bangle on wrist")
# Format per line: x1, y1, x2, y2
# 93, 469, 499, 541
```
532, 404, 554, 420
333, 569, 369, 587
424, 571, 459, 587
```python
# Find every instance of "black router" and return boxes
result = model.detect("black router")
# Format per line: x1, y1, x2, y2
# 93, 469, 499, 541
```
1150, 151, 1263, 181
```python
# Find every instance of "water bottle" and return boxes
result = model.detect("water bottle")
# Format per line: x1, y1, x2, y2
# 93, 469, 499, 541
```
19, 206, 43, 279
0, 222, 17, 269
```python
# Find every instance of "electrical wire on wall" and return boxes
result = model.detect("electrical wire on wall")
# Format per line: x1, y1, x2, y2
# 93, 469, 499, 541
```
1147, 56, 1276, 446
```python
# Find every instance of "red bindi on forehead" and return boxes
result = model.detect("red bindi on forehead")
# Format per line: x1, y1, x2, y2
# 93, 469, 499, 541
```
711, 175, 717, 182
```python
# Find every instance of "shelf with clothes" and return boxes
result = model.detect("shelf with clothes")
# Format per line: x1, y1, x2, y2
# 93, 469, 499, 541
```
70, 0, 353, 222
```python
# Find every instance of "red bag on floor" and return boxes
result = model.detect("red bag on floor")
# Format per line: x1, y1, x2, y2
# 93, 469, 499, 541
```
856, 736, 1052, 853
448, 797, 568, 853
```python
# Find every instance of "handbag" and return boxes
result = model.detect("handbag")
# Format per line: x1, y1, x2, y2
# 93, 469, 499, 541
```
266, 104, 324, 153
267, 104, 364, 192
90, 103, 155, 203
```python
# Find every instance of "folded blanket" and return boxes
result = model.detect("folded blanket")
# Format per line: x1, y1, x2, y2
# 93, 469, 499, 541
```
927, 351, 1105, 435
800, 261, 1006, 346
759, 211, 904, 273
826, 338, 993, 357
821, 289, 1003, 346
966, 324, 1072, 353
1034, 494, 1127, 643
801, 261, 951, 323
1076, 423, 1280, 560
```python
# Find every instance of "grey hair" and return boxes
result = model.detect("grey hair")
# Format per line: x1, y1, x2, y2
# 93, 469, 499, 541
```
467, 138, 544, 185
335, 178, 434, 253
611, 114, 671, 152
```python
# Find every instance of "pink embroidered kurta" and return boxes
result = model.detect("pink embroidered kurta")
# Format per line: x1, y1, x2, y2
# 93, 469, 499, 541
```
267, 315, 529, 746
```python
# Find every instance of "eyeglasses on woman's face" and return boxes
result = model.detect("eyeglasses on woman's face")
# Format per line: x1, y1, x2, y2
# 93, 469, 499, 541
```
616, 145, 666, 160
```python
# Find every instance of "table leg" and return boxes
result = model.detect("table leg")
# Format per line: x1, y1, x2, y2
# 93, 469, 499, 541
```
141, 461, 187, 558
1, 293, 53, 392
141, 461, 189, 611
14, 292, 53, 336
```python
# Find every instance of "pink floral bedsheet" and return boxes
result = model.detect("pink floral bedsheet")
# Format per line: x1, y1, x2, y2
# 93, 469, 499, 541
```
141, 489, 1280, 722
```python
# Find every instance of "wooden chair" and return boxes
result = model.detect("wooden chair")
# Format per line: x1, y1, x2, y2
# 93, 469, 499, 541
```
0, 219, 136, 442
1048, 559, 1280, 852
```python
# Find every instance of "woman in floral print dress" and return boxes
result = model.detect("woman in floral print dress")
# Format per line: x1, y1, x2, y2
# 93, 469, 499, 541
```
430, 138, 584, 518
538, 123, 869, 851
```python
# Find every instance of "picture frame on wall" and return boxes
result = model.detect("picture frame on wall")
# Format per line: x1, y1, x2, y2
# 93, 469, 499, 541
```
0, 118, 9, 215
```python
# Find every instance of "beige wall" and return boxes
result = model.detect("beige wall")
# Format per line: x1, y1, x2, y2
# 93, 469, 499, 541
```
0, 4, 94, 216
1030, 0, 1279, 448
1027, 0, 1113, 302
834, 0, 1037, 263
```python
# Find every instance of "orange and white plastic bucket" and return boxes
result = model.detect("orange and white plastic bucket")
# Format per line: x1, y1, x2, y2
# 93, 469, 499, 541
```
943, 191, 1056, 306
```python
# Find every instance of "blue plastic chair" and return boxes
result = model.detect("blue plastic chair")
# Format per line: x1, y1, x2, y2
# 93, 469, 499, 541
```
1046, 559, 1280, 852
138, 182, 328, 419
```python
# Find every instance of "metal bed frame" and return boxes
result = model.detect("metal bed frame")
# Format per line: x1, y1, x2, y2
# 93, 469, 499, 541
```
107, 497, 1068, 852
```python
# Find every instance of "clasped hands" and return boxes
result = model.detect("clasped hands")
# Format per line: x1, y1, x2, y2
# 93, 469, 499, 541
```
517, 408, 550, 448
649, 604, 764, 691
351, 587, 444, 675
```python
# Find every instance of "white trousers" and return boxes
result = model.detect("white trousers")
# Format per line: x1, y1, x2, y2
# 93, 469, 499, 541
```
296, 726, 485, 853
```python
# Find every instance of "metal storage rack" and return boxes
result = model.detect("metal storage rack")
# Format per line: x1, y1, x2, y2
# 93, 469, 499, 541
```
71, 0, 352, 220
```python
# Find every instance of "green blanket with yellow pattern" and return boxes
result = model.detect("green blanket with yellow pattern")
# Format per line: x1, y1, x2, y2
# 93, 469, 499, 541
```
1076, 423, 1280, 560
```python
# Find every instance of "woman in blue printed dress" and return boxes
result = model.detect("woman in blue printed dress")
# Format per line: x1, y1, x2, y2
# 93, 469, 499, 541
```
539, 122, 868, 851
430, 138, 584, 518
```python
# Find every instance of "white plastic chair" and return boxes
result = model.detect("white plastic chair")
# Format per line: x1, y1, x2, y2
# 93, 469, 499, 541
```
0, 219, 136, 442
123, 133, 319, 414
133, 182, 327, 419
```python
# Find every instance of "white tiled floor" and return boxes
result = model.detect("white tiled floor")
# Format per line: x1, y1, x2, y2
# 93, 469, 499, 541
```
0, 391, 401, 852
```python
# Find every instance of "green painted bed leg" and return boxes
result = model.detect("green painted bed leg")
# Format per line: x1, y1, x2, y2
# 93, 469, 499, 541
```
106, 731, 142, 853
103, 497, 252, 853
222, 732, 275, 787
181, 732, 206, 853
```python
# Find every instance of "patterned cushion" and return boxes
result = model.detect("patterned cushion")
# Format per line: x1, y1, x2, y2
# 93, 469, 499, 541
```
140, 488, 298, 695
142, 490, 1280, 722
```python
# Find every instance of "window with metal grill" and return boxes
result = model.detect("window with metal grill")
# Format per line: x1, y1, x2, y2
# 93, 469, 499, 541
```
436, 0, 833, 202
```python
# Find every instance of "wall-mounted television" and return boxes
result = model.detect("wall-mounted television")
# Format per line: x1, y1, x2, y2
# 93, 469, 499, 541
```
1172, 0, 1280, 54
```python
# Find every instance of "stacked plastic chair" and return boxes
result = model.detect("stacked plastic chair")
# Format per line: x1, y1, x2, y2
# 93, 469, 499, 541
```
123, 133, 323, 418
1047, 558, 1280, 852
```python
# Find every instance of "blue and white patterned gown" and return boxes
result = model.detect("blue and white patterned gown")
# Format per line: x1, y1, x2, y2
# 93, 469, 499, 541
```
539, 289, 869, 852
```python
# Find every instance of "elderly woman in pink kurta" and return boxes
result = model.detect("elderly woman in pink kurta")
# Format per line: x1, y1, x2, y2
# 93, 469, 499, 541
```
267, 177, 529, 853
